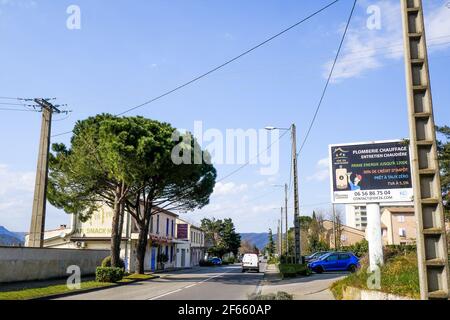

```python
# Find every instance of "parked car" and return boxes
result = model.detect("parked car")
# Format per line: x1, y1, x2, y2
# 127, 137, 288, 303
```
209, 257, 222, 265
308, 252, 359, 273
241, 253, 259, 273
305, 251, 330, 263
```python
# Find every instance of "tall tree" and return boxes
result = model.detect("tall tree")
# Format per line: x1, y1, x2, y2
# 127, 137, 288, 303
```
48, 114, 134, 267
437, 126, 450, 221
201, 218, 241, 258
267, 228, 275, 257
48, 115, 216, 273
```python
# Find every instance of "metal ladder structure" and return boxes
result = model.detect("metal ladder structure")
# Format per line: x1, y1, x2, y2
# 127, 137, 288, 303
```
401, 0, 450, 300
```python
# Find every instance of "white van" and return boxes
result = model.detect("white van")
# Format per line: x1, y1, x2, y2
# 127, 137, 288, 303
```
241, 253, 259, 273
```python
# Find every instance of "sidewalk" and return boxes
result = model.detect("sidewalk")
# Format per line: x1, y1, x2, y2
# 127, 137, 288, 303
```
260, 264, 343, 300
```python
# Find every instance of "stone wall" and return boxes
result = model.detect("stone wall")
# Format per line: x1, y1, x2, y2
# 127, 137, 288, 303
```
0, 246, 109, 283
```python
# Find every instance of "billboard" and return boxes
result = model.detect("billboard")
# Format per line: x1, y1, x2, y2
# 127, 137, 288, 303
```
329, 140, 414, 204
177, 224, 188, 240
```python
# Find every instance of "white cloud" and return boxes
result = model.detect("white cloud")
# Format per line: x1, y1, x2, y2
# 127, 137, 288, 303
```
0, 164, 73, 232
326, 0, 450, 82
213, 181, 248, 196
306, 157, 330, 182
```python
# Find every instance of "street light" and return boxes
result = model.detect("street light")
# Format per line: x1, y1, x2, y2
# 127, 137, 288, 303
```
265, 124, 301, 264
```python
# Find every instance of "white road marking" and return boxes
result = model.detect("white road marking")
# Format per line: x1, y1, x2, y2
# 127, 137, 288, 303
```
148, 289, 183, 300
147, 268, 234, 300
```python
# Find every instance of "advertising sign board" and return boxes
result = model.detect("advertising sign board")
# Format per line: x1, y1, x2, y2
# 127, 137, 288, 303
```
329, 140, 413, 204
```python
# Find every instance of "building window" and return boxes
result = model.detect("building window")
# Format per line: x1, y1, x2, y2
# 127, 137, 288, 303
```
166, 218, 169, 236
156, 215, 160, 234
399, 228, 406, 237
171, 220, 174, 237
170, 246, 174, 262
165, 245, 169, 258
150, 216, 153, 234
397, 215, 405, 223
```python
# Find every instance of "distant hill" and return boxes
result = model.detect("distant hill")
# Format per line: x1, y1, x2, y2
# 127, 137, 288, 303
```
0, 226, 25, 246
240, 233, 274, 250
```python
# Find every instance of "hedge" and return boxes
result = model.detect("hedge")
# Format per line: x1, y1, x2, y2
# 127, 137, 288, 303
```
101, 256, 125, 269
279, 263, 311, 278
96, 267, 125, 283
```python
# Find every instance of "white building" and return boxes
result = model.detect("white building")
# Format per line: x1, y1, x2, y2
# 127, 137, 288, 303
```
345, 205, 368, 231
175, 219, 206, 268
36, 205, 207, 273
37, 205, 179, 273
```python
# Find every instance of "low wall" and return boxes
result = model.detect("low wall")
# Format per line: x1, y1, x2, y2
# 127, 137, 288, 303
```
0, 247, 109, 283
342, 286, 414, 300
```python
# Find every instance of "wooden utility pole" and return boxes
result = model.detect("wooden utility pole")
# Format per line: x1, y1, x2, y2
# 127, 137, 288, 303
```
292, 124, 301, 263
28, 99, 61, 248
280, 207, 283, 255
277, 220, 281, 256
401, 0, 449, 300
284, 183, 288, 256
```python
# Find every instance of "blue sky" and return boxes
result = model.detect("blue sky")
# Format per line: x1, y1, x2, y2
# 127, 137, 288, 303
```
0, 0, 449, 233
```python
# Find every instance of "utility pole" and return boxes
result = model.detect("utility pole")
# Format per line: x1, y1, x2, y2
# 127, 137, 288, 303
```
277, 220, 281, 256
28, 99, 61, 248
401, 0, 449, 300
280, 207, 283, 256
284, 183, 288, 257
292, 124, 301, 264
332, 204, 337, 250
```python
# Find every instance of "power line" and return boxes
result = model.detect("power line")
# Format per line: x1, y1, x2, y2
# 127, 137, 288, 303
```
116, 0, 340, 117
297, 0, 357, 156
0, 107, 40, 112
216, 129, 290, 183
51, 0, 340, 138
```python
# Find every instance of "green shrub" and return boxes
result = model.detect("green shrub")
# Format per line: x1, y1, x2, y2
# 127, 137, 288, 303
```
96, 267, 124, 283
341, 239, 369, 258
267, 256, 279, 264
225, 257, 236, 264
250, 291, 293, 300
101, 256, 125, 269
279, 263, 311, 278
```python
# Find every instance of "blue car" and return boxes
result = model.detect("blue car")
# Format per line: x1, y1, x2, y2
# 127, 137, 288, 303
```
308, 252, 359, 273
209, 257, 222, 265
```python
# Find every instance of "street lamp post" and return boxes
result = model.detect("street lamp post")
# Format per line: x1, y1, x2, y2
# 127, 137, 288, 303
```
266, 124, 301, 264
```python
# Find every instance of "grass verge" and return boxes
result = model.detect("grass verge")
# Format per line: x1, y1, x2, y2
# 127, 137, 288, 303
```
0, 281, 114, 300
330, 252, 420, 300
0, 273, 157, 300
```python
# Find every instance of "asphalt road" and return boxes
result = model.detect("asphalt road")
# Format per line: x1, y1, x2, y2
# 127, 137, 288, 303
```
56, 263, 267, 300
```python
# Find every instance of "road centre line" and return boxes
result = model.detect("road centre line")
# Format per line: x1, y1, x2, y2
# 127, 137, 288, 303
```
147, 269, 233, 300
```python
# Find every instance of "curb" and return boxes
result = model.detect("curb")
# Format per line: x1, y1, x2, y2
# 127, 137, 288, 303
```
31, 276, 160, 301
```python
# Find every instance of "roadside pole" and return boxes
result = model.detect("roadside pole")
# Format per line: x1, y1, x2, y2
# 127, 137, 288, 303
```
401, 0, 450, 299
280, 207, 283, 255
28, 99, 61, 248
292, 124, 301, 264
284, 183, 288, 257
366, 203, 384, 272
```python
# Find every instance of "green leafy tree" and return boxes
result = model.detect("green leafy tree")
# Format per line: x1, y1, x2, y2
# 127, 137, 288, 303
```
201, 218, 241, 258
48, 114, 135, 267
437, 126, 450, 221
48, 115, 216, 273
267, 228, 275, 257
307, 211, 329, 254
